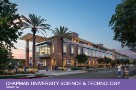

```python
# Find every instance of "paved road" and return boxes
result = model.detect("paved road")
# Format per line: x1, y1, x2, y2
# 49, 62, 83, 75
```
47, 66, 136, 79
48, 70, 117, 79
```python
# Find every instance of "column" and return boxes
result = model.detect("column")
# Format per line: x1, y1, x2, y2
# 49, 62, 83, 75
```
25, 40, 29, 66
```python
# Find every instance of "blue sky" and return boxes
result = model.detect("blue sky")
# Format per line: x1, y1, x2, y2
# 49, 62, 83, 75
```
10, 0, 136, 59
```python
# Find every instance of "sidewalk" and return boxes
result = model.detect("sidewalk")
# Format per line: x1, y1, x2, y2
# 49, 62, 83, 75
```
129, 75, 136, 79
37, 70, 87, 76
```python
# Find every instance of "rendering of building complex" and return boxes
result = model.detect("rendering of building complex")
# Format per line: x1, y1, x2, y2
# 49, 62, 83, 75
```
21, 32, 129, 69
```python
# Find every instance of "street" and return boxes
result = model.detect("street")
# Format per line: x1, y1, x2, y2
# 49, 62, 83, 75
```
46, 66, 136, 79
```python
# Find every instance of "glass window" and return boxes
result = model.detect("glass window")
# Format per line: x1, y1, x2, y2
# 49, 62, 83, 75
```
88, 49, 91, 56
71, 44, 74, 54
86, 48, 89, 56
44, 47, 47, 54
38, 44, 51, 55
83, 48, 85, 54
83, 48, 88, 55
93, 50, 96, 57
63, 43, 67, 53
47, 46, 50, 55
67, 59, 70, 64
41, 47, 44, 55
52, 44, 54, 53
87, 48, 90, 56
90, 49, 92, 56
36, 46, 39, 56
78, 46, 81, 54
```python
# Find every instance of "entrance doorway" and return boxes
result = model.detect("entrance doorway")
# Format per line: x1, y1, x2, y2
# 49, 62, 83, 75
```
43, 59, 46, 66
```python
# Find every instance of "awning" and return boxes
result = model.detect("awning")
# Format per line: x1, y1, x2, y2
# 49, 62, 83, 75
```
20, 33, 48, 43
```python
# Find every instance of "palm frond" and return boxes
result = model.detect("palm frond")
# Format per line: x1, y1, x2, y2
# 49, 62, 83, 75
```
21, 15, 32, 25
29, 14, 38, 27
36, 19, 45, 26
52, 26, 71, 38
39, 29, 47, 37
21, 13, 50, 37
39, 24, 50, 29
21, 26, 31, 30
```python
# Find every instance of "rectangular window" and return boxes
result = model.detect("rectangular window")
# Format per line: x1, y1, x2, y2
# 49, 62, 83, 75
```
87, 48, 90, 56
88, 49, 91, 56
36, 46, 39, 56
78, 46, 81, 54
42, 47, 45, 55
85, 48, 88, 55
63, 43, 67, 53
83, 48, 85, 54
71, 44, 74, 54
47, 46, 50, 55
92, 50, 96, 57
52, 44, 54, 53
39, 44, 51, 55
67, 59, 70, 64
83, 48, 88, 55
44, 47, 47, 54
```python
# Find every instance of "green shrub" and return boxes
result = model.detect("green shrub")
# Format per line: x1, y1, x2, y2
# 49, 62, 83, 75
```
0, 64, 8, 70
27, 68, 38, 74
8, 70, 15, 75
0, 64, 8, 75
71, 67, 82, 70
0, 70, 4, 75
18, 68, 24, 74
8, 65, 15, 70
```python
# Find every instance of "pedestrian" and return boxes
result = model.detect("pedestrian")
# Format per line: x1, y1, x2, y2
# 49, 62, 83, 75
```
124, 66, 129, 78
52, 66, 54, 70
117, 64, 122, 77
54, 65, 56, 70
24, 66, 27, 74
121, 65, 125, 78
45, 66, 48, 71
15, 65, 18, 74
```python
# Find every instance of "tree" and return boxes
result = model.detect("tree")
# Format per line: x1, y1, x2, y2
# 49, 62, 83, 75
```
122, 59, 129, 65
109, 0, 136, 52
110, 60, 117, 67
104, 56, 111, 66
97, 58, 105, 68
0, 47, 11, 64
0, 0, 22, 50
97, 58, 104, 64
134, 59, 136, 65
0, 0, 21, 73
0, 39, 14, 74
76, 54, 88, 65
20, 14, 50, 67
52, 26, 71, 68
117, 59, 121, 64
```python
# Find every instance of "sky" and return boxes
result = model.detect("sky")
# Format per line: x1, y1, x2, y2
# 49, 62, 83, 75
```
10, 0, 136, 59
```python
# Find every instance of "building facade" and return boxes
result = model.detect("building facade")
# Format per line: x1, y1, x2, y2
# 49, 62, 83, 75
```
35, 32, 129, 69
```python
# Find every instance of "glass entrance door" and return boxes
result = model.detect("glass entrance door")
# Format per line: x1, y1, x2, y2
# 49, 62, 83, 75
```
43, 59, 46, 66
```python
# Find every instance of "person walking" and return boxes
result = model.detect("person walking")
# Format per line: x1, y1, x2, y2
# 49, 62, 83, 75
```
121, 64, 125, 78
124, 66, 129, 78
15, 65, 18, 74
117, 64, 122, 77
45, 66, 48, 71
24, 66, 27, 74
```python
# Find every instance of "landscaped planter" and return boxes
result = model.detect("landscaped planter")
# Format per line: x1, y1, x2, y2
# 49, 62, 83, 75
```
0, 75, 28, 79
3, 70, 15, 75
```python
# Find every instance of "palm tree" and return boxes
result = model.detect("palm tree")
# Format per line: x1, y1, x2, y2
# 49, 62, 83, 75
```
20, 14, 50, 67
52, 26, 71, 69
